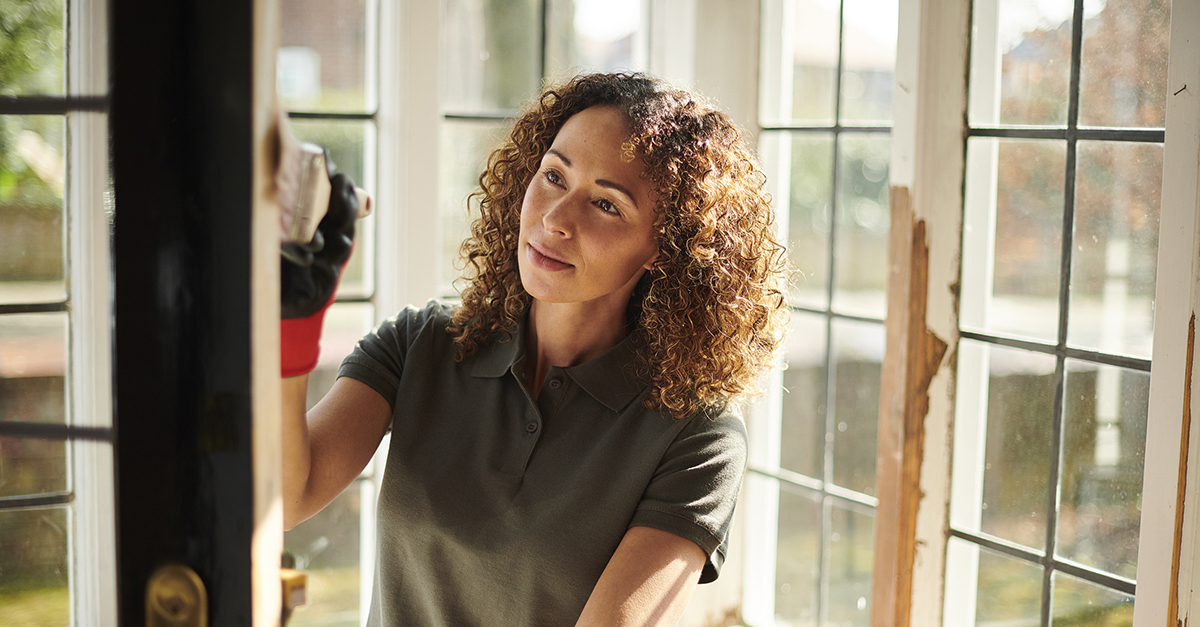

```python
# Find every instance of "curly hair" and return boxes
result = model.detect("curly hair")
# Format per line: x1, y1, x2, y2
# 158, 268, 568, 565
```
447, 72, 789, 418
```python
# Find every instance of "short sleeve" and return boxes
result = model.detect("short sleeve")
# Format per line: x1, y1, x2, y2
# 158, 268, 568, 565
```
337, 300, 453, 410
629, 409, 748, 583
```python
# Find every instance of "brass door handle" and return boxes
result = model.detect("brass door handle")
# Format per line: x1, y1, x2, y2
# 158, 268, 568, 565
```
146, 563, 207, 627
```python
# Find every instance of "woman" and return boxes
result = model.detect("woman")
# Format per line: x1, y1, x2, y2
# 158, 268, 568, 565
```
280, 72, 789, 626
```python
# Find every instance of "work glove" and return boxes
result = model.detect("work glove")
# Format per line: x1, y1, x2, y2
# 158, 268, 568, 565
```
280, 170, 359, 378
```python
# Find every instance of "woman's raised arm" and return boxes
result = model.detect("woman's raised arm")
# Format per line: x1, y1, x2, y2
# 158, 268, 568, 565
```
281, 374, 392, 530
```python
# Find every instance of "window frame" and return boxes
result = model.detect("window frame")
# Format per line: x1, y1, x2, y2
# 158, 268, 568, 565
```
883, 0, 1200, 623
743, 1, 896, 624
0, 0, 115, 623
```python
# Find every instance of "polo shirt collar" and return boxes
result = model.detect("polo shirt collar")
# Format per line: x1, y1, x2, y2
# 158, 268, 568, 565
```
471, 319, 649, 412
471, 323, 524, 378
564, 335, 648, 412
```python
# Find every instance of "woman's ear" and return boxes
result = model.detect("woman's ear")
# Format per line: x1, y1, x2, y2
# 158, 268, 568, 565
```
642, 252, 659, 271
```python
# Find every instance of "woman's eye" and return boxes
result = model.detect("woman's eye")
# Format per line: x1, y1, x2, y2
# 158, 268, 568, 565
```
597, 199, 619, 215
545, 170, 563, 186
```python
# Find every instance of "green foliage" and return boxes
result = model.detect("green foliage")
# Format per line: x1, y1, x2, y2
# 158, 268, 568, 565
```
0, 0, 64, 96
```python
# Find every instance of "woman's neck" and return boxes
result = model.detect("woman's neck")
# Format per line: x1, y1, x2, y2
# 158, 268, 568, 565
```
522, 299, 629, 399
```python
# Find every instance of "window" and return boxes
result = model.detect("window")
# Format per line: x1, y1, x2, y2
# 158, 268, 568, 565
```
744, 0, 898, 624
0, 0, 114, 624
439, 0, 649, 296
277, 0, 383, 624
945, 0, 1168, 623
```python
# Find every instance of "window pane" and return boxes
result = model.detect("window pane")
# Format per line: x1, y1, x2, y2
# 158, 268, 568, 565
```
961, 138, 1066, 344
1078, 0, 1170, 128
1068, 141, 1161, 359
945, 538, 1043, 626
285, 485, 363, 627
833, 133, 889, 318
440, 121, 508, 293
839, 0, 897, 123
0, 0, 64, 96
279, 0, 370, 112
0, 437, 66, 498
0, 507, 69, 626
0, 313, 67, 423
764, 131, 832, 309
831, 319, 882, 497
289, 119, 373, 297
982, 345, 1056, 550
443, 0, 540, 113
1050, 571, 1133, 626
0, 116, 66, 304
827, 503, 873, 626
781, 311, 827, 479
1058, 361, 1147, 580
968, 0, 1073, 126
545, 0, 645, 79
775, 482, 821, 627
787, 0, 840, 123
305, 303, 375, 409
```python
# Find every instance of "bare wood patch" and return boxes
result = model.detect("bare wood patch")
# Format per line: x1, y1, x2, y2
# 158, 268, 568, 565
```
873, 187, 949, 627
1170, 314, 1194, 627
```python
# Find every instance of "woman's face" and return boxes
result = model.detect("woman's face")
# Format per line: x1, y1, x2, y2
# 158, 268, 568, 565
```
517, 105, 659, 309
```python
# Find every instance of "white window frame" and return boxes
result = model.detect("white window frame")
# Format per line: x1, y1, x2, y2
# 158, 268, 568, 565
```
67, 0, 117, 623
887, 0, 1200, 623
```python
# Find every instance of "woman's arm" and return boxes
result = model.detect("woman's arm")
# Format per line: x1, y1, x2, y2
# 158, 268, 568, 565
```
282, 374, 392, 530
574, 526, 706, 627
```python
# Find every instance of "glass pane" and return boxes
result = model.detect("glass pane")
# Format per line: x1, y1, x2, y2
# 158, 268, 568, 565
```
961, 138, 1066, 344
1068, 141, 1161, 359
781, 311, 827, 479
0, 507, 69, 626
289, 119, 373, 297
0, 437, 66, 497
545, 0, 645, 79
968, 0, 1073, 125
440, 120, 508, 293
443, 0, 540, 113
839, 0, 898, 123
975, 544, 1043, 625
1078, 0, 1170, 128
787, 0, 840, 123
0, 0, 64, 96
827, 504, 873, 626
831, 319, 882, 497
0, 313, 67, 422
979, 344, 1056, 550
1051, 571, 1133, 626
1058, 361, 1147, 580
775, 482, 821, 627
779, 132, 834, 309
279, 0, 370, 112
0, 116, 66, 304
833, 133, 889, 318
305, 303, 375, 409
285, 484, 363, 627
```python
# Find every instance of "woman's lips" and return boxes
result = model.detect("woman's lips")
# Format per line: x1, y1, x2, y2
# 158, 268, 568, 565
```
527, 242, 573, 271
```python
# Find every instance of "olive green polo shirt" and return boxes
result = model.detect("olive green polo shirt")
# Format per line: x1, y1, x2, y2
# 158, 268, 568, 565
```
339, 301, 747, 627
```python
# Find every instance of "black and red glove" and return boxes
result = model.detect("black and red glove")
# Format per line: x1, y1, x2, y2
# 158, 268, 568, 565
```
280, 171, 359, 378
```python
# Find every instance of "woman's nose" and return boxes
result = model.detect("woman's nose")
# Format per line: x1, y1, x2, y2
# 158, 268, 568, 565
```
542, 192, 581, 237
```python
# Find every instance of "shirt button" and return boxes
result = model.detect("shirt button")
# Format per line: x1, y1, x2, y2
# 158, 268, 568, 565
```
548, 378, 562, 389
525, 422, 539, 433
